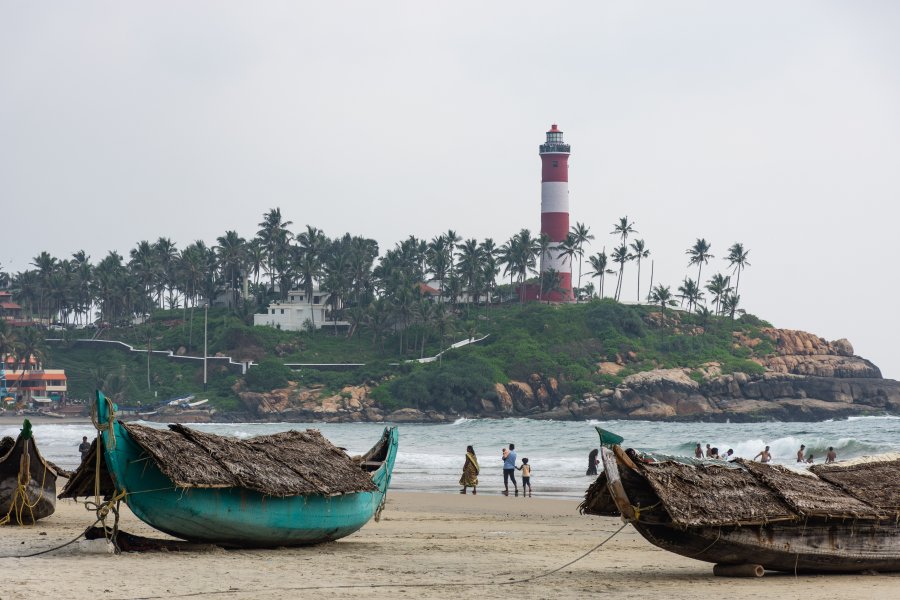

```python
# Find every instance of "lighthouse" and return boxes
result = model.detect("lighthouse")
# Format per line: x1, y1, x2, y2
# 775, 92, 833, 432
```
539, 124, 573, 301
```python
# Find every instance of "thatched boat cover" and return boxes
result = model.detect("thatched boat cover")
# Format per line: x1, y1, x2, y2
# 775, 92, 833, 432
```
58, 437, 116, 500
635, 461, 797, 527
811, 456, 900, 513
579, 473, 620, 517
122, 423, 377, 497
737, 459, 884, 520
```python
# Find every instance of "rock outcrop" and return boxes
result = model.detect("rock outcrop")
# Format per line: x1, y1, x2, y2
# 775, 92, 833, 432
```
538, 327, 900, 422
229, 326, 897, 423
236, 382, 398, 423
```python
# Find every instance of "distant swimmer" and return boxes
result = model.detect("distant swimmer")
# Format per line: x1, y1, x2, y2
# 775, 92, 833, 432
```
710, 447, 720, 460
586, 449, 599, 476
796, 444, 806, 463
694, 443, 703, 459
754, 445, 772, 463
705, 444, 712, 458
722, 449, 734, 461
806, 454, 814, 464
826, 447, 837, 463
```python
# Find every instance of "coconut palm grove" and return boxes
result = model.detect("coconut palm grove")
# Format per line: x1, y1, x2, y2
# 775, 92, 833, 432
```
0, 207, 760, 415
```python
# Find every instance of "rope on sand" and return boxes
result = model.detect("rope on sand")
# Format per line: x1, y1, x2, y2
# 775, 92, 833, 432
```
112, 522, 630, 600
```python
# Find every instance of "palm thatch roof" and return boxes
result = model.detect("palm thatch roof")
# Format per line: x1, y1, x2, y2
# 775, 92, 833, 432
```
578, 473, 619, 517
811, 456, 900, 513
61, 423, 378, 499
636, 461, 797, 527
58, 437, 115, 499
581, 452, 900, 527
737, 459, 884, 520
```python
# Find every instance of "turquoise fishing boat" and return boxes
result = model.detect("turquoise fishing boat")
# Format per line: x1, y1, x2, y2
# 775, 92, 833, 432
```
65, 391, 398, 548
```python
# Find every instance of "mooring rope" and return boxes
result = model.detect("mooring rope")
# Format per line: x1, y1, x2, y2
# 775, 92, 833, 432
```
109, 522, 629, 600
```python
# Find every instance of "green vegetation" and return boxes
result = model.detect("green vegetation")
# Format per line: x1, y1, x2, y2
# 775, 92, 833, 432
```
0, 208, 768, 416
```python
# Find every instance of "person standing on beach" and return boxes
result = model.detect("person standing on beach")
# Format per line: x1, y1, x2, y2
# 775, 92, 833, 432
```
78, 436, 91, 462
459, 445, 479, 495
502, 443, 518, 495
796, 444, 806, 462
826, 447, 837, 463
586, 448, 599, 476
517, 458, 532, 496
754, 445, 772, 463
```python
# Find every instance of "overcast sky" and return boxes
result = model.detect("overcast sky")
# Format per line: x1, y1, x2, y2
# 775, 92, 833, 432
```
2, 2, 900, 376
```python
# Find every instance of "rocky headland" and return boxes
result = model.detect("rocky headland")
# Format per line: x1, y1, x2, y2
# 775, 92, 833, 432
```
229, 326, 900, 423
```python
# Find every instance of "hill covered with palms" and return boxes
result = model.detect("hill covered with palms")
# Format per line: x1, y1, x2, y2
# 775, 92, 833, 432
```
2, 207, 893, 421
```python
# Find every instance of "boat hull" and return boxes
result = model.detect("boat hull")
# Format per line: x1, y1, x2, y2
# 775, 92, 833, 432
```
633, 521, 900, 574
96, 392, 398, 547
0, 423, 57, 525
599, 447, 900, 574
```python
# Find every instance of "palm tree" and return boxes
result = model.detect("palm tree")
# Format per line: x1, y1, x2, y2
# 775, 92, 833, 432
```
129, 241, 159, 310
586, 251, 611, 298
677, 277, 704, 313
722, 292, 742, 319
14, 326, 46, 371
570, 222, 594, 293
215, 230, 247, 310
649, 285, 676, 314
500, 229, 538, 304
153, 237, 179, 309
0, 319, 18, 362
629, 239, 650, 302
31, 251, 58, 322
425, 236, 449, 300
322, 235, 353, 334
611, 244, 631, 301
479, 238, 499, 306
444, 229, 461, 275
611, 217, 637, 246
296, 225, 328, 328
455, 238, 483, 312
705, 273, 733, 316
686, 238, 714, 289
257, 208, 293, 293
556, 232, 579, 300
726, 243, 750, 300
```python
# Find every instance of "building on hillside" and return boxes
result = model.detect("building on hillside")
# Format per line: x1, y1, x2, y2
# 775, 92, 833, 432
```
0, 291, 26, 324
1, 355, 68, 408
253, 288, 348, 332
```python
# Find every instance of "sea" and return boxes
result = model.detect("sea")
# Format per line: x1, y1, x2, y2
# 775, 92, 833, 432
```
5, 416, 899, 500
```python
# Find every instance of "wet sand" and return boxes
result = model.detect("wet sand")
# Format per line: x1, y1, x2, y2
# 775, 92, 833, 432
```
1, 490, 897, 599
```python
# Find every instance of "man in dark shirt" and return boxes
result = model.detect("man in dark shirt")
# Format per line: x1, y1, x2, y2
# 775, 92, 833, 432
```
78, 436, 91, 462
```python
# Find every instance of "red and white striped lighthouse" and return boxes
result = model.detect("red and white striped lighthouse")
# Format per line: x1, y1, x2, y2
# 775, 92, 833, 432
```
539, 124, 574, 301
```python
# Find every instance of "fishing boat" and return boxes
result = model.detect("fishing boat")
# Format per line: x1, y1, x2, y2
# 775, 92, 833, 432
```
581, 442, 900, 574
60, 391, 398, 547
1, 419, 58, 525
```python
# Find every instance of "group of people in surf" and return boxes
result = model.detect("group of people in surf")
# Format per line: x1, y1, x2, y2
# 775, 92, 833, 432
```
458, 443, 532, 496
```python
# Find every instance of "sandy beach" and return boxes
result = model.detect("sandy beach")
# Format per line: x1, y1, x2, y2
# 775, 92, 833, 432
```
1, 490, 897, 600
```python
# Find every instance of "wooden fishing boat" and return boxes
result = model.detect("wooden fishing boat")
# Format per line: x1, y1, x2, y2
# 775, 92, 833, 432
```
61, 391, 398, 547
581, 443, 900, 574
1, 419, 57, 525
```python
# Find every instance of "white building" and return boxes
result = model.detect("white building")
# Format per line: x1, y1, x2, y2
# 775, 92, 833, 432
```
253, 289, 346, 331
